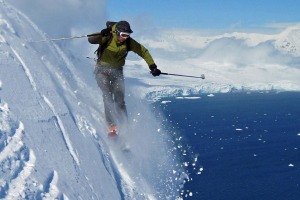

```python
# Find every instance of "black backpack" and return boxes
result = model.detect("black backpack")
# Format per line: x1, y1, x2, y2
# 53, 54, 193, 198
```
95, 21, 131, 59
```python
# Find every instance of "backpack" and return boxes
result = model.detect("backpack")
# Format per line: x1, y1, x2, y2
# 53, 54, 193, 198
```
95, 21, 131, 59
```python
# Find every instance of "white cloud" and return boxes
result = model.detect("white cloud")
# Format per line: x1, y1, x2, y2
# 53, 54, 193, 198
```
137, 25, 300, 66
8, 0, 106, 37
7, 0, 107, 63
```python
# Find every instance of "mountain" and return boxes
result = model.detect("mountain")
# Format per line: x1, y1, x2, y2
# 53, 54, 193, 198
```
0, 2, 188, 199
274, 26, 300, 56
132, 25, 300, 98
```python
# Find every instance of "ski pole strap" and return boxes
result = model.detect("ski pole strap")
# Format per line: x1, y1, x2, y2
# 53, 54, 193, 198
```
161, 72, 205, 79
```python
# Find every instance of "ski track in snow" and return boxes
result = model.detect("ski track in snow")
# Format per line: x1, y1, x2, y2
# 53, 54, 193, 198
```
109, 149, 155, 200
1, 2, 81, 199
42, 95, 80, 166
6, 38, 80, 167
9, 47, 37, 91
109, 149, 138, 199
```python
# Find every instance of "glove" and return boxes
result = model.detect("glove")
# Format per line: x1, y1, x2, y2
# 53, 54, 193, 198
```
149, 64, 161, 77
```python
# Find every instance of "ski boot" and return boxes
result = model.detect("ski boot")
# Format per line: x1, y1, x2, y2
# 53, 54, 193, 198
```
108, 125, 118, 138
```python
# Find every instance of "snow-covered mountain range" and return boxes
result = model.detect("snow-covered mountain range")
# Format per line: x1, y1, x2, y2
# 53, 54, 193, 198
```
132, 24, 300, 98
1, 1, 300, 199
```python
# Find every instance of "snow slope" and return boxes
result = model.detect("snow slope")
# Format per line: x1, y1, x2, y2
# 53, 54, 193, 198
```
0, 2, 189, 199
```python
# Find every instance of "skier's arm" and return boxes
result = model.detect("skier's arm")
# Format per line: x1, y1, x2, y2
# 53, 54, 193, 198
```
88, 32, 102, 44
129, 38, 155, 66
129, 38, 161, 76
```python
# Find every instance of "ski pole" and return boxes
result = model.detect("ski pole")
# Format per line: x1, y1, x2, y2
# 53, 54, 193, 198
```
29, 33, 102, 43
161, 72, 205, 79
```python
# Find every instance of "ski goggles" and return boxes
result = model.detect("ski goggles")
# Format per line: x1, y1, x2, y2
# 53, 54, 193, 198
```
119, 32, 131, 39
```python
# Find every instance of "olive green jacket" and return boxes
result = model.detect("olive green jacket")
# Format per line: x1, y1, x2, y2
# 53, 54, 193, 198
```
88, 24, 155, 69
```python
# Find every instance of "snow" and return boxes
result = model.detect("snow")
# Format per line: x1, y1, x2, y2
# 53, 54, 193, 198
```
0, 2, 187, 199
41, 95, 79, 166
2, 1, 300, 199
176, 97, 201, 100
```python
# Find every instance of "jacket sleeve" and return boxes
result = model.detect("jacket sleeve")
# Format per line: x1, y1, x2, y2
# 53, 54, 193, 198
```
128, 38, 155, 66
88, 32, 102, 44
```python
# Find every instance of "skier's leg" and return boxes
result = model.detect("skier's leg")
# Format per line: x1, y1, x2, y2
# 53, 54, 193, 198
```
113, 69, 128, 124
94, 66, 116, 127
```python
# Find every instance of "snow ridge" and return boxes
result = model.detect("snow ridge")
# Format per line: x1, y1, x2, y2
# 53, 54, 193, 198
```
0, 102, 34, 199
0, 121, 25, 163
0, 102, 68, 199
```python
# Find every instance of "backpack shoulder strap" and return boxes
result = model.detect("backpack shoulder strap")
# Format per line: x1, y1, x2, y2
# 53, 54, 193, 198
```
95, 33, 113, 58
126, 37, 131, 51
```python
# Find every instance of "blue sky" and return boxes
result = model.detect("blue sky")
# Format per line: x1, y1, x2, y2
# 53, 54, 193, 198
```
107, 0, 300, 30
8, 0, 300, 37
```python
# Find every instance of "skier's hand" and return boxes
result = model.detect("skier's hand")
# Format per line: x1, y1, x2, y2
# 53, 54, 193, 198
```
149, 64, 161, 77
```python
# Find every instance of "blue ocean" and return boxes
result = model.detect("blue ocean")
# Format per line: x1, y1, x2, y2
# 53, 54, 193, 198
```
155, 92, 300, 200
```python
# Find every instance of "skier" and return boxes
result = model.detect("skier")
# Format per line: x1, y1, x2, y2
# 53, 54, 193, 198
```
88, 20, 161, 137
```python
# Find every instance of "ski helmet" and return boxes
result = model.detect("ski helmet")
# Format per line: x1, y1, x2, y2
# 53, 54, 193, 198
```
116, 21, 133, 33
